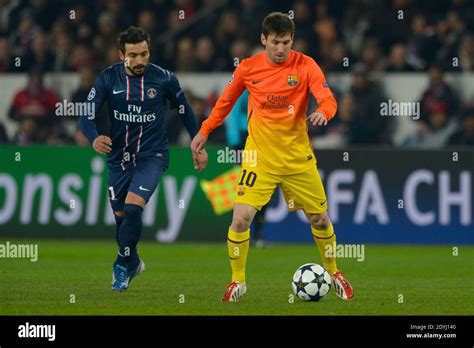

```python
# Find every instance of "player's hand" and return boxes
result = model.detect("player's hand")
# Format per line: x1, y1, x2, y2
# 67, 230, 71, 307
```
307, 112, 328, 126
92, 135, 112, 155
193, 148, 208, 172
190, 133, 208, 153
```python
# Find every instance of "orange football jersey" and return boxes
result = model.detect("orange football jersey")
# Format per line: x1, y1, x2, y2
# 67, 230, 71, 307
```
200, 50, 337, 175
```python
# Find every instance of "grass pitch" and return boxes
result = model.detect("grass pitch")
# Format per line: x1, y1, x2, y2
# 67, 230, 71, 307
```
1, 239, 473, 315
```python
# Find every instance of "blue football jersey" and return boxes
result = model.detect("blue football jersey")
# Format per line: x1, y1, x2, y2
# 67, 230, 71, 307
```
80, 62, 197, 170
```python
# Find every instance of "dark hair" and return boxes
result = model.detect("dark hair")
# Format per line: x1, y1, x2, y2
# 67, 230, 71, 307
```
117, 26, 150, 53
262, 12, 295, 38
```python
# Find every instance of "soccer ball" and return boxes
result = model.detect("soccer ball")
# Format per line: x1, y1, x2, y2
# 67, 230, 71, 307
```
292, 263, 332, 301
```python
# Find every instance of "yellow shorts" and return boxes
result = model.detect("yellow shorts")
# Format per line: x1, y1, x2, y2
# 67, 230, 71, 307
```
234, 164, 328, 214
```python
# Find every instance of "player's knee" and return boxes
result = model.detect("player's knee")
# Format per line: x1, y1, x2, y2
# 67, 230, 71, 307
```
114, 211, 124, 218
309, 213, 330, 230
231, 214, 252, 232
124, 204, 143, 219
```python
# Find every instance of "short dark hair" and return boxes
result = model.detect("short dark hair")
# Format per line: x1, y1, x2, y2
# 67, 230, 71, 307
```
117, 26, 150, 53
262, 12, 295, 38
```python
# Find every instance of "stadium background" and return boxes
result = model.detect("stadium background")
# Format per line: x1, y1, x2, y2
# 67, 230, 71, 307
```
1, 0, 473, 244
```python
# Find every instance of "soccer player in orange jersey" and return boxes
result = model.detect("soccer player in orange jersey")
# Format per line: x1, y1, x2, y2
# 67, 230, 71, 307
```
191, 12, 353, 301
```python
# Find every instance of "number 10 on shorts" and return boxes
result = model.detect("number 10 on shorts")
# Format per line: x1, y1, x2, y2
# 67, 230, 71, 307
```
238, 169, 257, 187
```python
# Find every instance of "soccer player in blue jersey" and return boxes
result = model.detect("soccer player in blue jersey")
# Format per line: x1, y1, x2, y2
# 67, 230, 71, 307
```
79, 26, 208, 291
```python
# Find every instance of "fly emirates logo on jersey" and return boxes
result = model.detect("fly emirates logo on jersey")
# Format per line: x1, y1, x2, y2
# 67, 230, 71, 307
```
113, 105, 156, 123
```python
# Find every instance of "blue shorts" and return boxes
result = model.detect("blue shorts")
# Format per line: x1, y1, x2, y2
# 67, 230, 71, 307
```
108, 154, 169, 212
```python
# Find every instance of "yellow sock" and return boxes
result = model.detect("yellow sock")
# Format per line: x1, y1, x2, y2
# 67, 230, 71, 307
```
227, 227, 250, 283
311, 223, 337, 275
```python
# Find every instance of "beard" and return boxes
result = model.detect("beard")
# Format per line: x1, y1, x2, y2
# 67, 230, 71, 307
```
127, 64, 146, 76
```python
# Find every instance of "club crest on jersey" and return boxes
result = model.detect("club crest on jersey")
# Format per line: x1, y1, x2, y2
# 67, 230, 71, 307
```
287, 74, 299, 86
147, 88, 157, 98
237, 187, 246, 196
87, 87, 96, 100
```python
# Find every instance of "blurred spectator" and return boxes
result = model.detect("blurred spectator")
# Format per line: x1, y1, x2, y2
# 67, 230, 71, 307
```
221, 38, 250, 71
215, 11, 242, 57
406, 13, 432, 70
386, 43, 417, 72
8, 67, 60, 144
93, 11, 119, 58
225, 90, 249, 148
448, 108, 474, 145
239, 0, 268, 46
292, 38, 310, 56
53, 32, 74, 71
455, 34, 474, 71
175, 37, 196, 72
404, 102, 458, 148
76, 22, 94, 46
293, 0, 314, 43
138, 9, 158, 36
104, 43, 119, 67
22, 32, 54, 72
313, 17, 339, 67
341, 1, 370, 59
71, 43, 95, 71
419, 64, 458, 124
195, 36, 216, 71
230, 39, 250, 63
369, 0, 414, 53
348, 65, 389, 144
312, 93, 358, 148
168, 9, 185, 32
50, 18, 68, 43
28, 0, 56, 30
326, 41, 351, 72
0, 0, 22, 33
444, 11, 467, 64
360, 39, 385, 72
99, 0, 133, 30
0, 35, 16, 72
10, 9, 41, 58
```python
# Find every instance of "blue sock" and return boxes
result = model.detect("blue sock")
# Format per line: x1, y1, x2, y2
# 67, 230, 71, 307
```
115, 204, 143, 268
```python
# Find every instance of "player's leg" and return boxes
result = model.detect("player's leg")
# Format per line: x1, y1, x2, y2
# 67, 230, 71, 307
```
116, 191, 145, 270
114, 211, 124, 245
306, 212, 353, 300
281, 166, 353, 300
228, 202, 258, 282
113, 155, 168, 291
222, 165, 278, 301
108, 169, 131, 247
305, 211, 337, 275
221, 203, 257, 302
123, 159, 167, 266
112, 191, 145, 292
108, 168, 136, 291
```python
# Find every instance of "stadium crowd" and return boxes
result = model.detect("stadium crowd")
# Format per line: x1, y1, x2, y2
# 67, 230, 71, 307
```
0, 0, 473, 147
